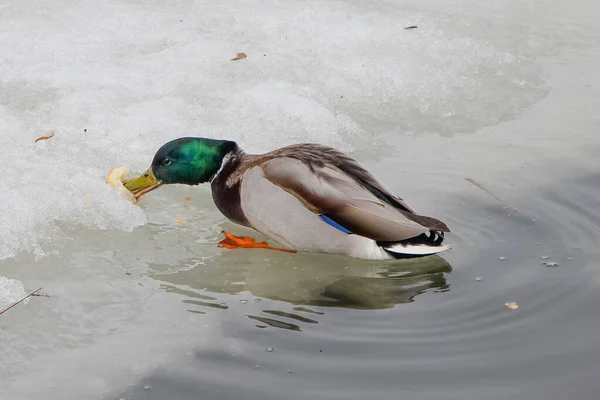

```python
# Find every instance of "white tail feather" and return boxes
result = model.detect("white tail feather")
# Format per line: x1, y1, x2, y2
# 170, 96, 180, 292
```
383, 243, 450, 256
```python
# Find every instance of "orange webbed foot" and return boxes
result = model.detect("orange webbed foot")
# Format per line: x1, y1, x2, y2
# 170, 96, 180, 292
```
217, 231, 296, 253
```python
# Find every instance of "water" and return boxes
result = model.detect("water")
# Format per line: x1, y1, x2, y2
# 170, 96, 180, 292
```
1, 0, 600, 399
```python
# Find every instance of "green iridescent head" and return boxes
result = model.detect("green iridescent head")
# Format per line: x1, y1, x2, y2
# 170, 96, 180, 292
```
124, 137, 237, 200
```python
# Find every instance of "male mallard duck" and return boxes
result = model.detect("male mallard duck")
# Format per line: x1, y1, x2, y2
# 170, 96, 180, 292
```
124, 137, 450, 260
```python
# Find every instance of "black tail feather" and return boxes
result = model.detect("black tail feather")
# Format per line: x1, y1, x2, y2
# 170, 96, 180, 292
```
376, 230, 445, 248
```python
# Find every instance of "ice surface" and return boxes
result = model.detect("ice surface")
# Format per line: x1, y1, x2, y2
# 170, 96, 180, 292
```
0, 0, 549, 260
0, 276, 27, 308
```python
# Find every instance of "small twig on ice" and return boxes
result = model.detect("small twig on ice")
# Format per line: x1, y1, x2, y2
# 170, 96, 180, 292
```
0, 288, 43, 316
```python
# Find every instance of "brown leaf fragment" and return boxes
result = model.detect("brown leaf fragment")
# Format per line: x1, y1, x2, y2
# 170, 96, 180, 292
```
505, 302, 519, 310
35, 132, 55, 142
231, 52, 247, 61
404, 25, 418, 30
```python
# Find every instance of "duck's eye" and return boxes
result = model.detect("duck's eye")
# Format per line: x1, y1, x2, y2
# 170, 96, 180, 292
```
164, 158, 172, 166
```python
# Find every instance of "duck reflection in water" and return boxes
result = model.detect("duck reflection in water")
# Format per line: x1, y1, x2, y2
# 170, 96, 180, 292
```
150, 251, 452, 330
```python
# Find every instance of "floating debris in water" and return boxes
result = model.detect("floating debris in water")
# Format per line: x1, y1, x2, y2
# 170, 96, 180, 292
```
255, 298, 262, 303
239, 299, 248, 304
143, 385, 151, 390
465, 177, 518, 213
254, 364, 260, 369
286, 369, 294, 373
543, 261, 560, 267
540, 255, 549, 260
265, 347, 275, 352
84, 194, 91, 200
185, 196, 191, 201
34, 131, 55, 142
231, 52, 247, 61
404, 25, 418, 30
176, 219, 186, 224
475, 277, 482, 282
505, 302, 519, 309
499, 257, 506, 261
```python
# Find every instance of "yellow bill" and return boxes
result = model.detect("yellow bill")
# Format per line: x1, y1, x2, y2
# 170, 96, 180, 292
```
123, 167, 164, 200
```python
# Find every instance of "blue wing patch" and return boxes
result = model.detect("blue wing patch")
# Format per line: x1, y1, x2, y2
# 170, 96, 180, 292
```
320, 214, 353, 234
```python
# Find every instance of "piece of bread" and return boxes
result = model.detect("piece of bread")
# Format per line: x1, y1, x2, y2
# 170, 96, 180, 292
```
106, 167, 136, 203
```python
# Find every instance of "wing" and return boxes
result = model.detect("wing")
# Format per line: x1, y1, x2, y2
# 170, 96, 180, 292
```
259, 156, 447, 242
266, 143, 419, 214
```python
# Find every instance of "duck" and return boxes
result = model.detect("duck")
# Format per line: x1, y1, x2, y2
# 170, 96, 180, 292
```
124, 137, 450, 260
